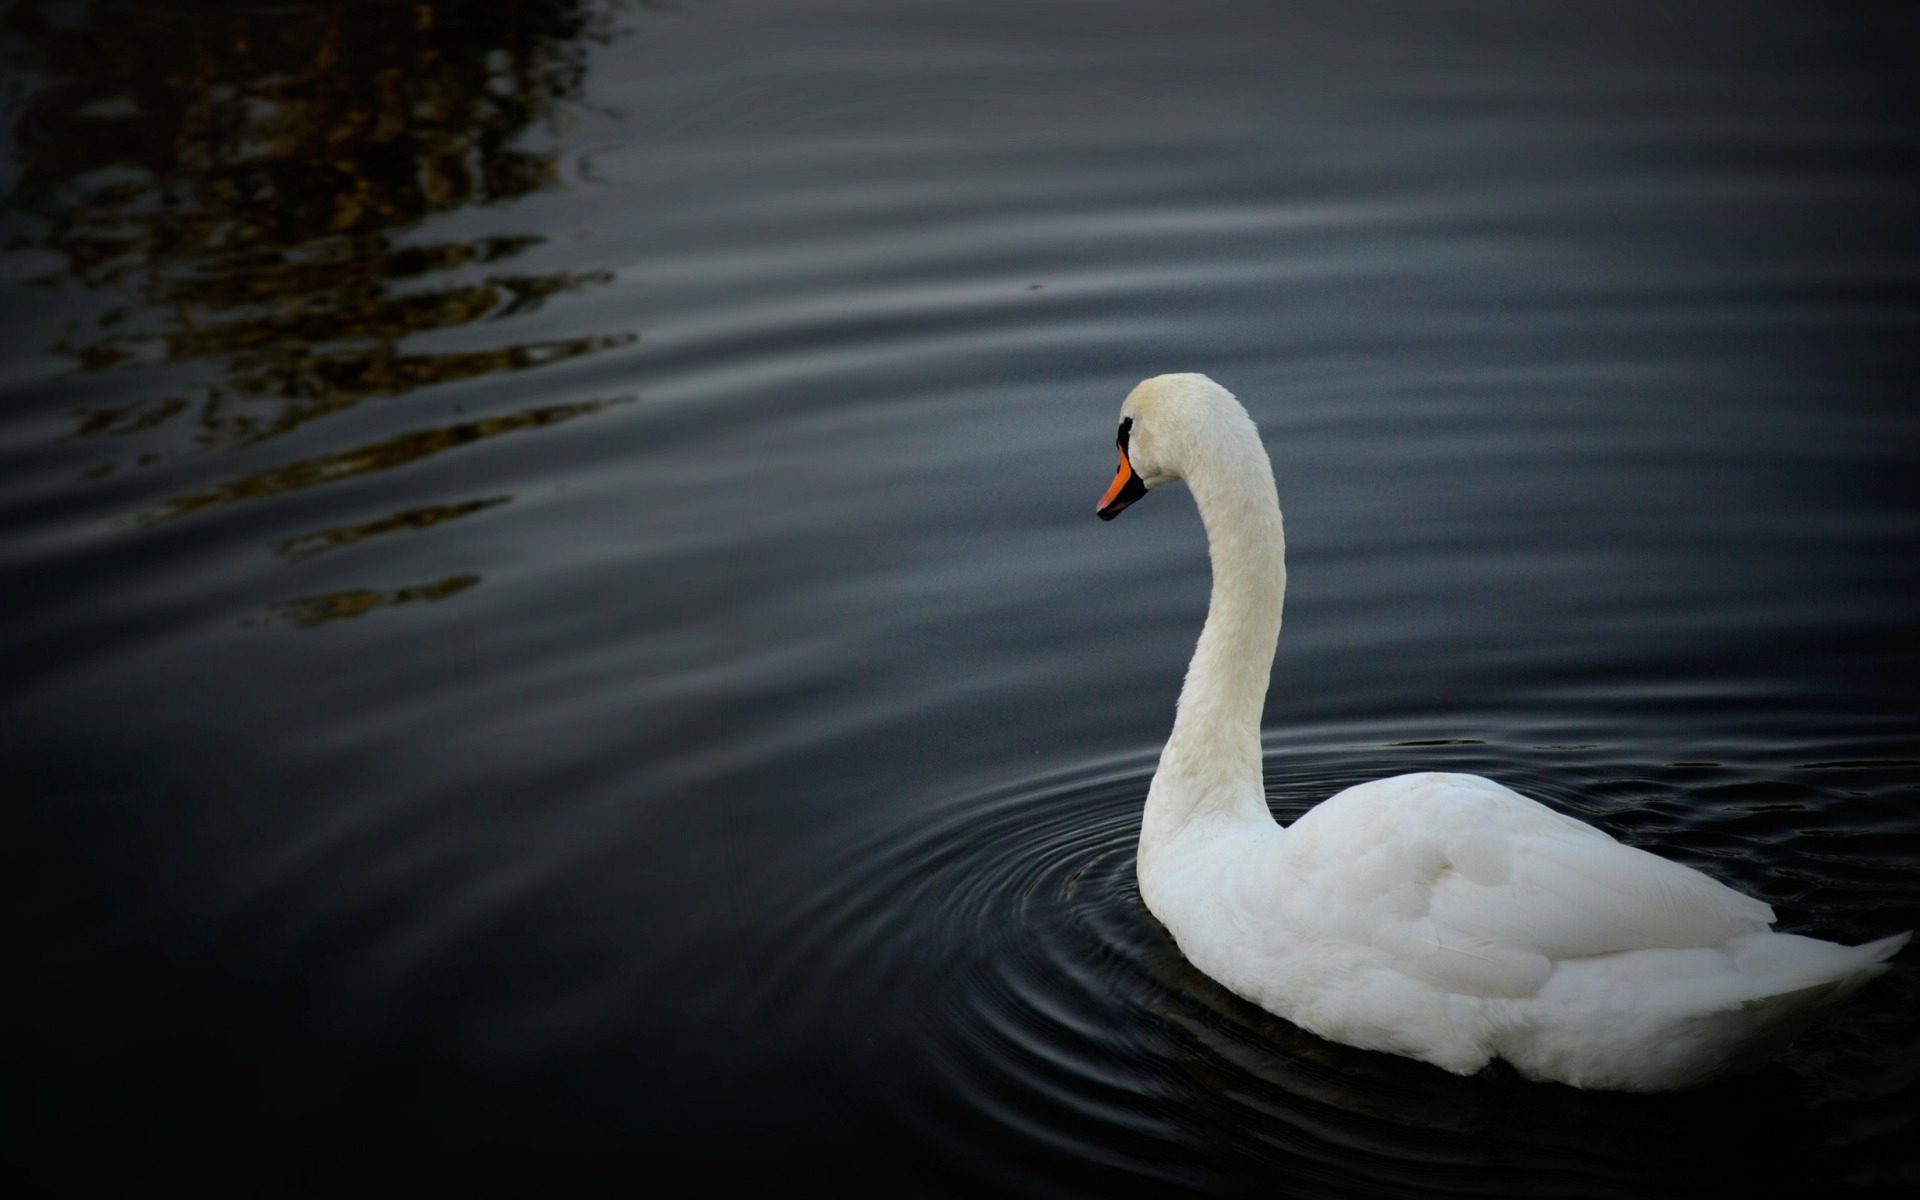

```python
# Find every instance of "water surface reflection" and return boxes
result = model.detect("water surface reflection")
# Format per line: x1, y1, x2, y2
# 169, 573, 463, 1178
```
3, 1, 1915, 1196
8, 0, 632, 615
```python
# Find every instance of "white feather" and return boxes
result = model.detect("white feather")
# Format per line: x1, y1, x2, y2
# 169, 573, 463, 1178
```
1110, 373, 1908, 1091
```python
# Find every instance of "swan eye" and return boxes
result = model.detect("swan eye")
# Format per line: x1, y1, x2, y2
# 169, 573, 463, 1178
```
1117, 416, 1134, 454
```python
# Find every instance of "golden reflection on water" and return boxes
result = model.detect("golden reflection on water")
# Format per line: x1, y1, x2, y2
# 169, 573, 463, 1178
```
8, 0, 634, 623
246, 573, 482, 628
275, 496, 511, 560
140, 396, 623, 525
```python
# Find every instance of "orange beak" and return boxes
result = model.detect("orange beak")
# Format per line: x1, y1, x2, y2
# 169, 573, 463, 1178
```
1096, 448, 1148, 520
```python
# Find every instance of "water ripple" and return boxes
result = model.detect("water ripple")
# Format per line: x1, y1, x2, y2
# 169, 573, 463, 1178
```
750, 737, 1917, 1196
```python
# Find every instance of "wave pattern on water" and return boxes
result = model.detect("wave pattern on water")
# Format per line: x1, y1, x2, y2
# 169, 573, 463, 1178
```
745, 735, 1918, 1198
2, 0, 1916, 1194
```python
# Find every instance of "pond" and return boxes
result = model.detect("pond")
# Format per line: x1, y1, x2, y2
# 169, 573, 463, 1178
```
4, 1, 1916, 1194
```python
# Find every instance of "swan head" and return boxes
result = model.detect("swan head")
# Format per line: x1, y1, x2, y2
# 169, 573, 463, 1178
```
1096, 373, 1257, 520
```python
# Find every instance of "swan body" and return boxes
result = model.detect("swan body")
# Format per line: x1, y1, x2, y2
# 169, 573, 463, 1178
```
1098, 373, 1907, 1091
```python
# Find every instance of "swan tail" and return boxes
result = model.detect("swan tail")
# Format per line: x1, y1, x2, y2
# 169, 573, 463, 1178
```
1832, 929, 1913, 993
1861, 929, 1913, 963
1638, 934, 1908, 1089
1731, 928, 1909, 1005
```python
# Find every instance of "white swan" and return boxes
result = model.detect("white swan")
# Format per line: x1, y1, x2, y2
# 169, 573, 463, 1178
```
1096, 372, 1907, 1091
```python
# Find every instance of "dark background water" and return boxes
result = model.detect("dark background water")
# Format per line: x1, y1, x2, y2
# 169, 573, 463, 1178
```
3, 1, 1917, 1195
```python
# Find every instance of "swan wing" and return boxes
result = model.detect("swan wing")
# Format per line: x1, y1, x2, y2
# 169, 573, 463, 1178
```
1276, 772, 1775, 998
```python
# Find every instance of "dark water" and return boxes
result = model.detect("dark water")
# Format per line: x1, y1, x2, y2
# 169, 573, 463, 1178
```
4, 1, 1918, 1194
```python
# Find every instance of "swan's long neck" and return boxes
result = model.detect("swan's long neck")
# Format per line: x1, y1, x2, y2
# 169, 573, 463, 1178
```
1142, 433, 1286, 850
